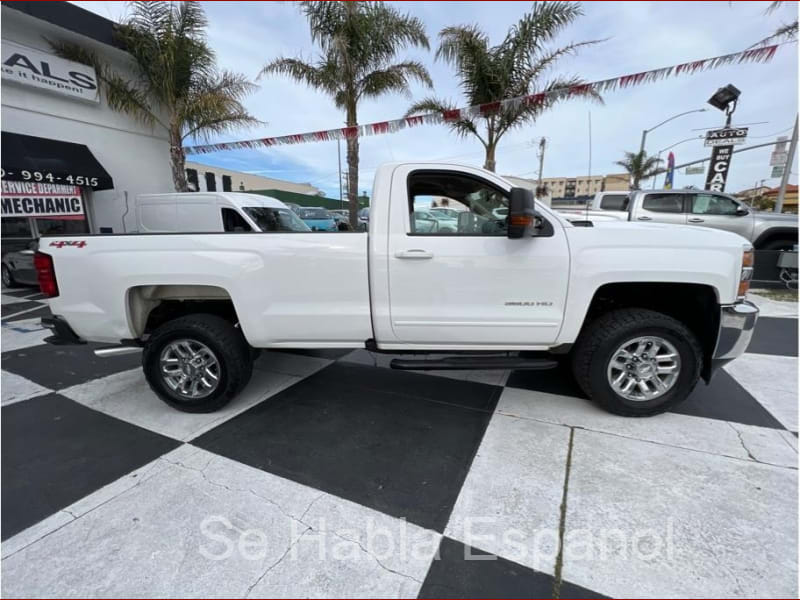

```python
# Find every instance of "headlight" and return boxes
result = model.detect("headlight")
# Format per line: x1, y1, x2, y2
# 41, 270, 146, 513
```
738, 248, 754, 298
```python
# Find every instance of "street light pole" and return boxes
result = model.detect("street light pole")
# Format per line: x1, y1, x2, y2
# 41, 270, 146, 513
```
775, 114, 798, 214
639, 108, 708, 156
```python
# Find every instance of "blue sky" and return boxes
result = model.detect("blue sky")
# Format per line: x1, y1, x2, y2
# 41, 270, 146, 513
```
75, 1, 798, 198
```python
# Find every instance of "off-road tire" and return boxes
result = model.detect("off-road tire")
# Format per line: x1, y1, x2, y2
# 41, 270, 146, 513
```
143, 314, 253, 413
571, 308, 702, 416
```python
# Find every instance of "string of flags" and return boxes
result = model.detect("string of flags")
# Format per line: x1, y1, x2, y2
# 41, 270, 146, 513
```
183, 44, 780, 155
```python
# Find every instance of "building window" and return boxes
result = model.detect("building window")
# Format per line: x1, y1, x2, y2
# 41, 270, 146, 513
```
205, 172, 216, 191
222, 175, 232, 192
186, 168, 199, 191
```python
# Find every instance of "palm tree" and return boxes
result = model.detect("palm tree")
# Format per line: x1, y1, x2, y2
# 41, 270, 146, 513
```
407, 2, 601, 173
615, 150, 663, 190
49, 1, 258, 191
261, 1, 432, 227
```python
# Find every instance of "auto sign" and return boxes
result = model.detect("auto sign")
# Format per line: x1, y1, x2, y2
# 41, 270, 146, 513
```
704, 127, 748, 147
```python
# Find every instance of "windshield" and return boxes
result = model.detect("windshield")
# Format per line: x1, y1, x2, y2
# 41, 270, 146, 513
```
300, 208, 332, 220
243, 207, 311, 232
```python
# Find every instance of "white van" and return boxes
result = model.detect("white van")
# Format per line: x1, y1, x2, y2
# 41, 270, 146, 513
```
130, 192, 311, 233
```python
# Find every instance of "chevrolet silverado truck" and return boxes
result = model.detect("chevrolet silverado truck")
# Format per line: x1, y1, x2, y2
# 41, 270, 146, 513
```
36, 162, 758, 417
558, 188, 798, 250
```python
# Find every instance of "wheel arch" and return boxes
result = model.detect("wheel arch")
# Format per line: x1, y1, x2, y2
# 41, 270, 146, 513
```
579, 282, 720, 383
753, 227, 798, 250
126, 284, 242, 340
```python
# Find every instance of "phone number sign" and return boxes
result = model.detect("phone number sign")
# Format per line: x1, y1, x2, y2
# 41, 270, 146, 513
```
1, 181, 83, 218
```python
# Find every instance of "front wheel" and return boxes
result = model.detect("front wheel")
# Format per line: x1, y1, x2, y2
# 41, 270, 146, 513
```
143, 314, 253, 413
571, 308, 702, 416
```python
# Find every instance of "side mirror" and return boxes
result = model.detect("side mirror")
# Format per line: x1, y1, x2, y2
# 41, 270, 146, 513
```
507, 187, 536, 239
736, 205, 749, 216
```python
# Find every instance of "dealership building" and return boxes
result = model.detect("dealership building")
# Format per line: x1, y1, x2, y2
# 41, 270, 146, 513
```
0, 1, 177, 255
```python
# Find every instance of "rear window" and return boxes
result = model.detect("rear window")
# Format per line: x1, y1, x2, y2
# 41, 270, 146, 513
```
300, 208, 331, 219
599, 194, 629, 211
642, 193, 684, 213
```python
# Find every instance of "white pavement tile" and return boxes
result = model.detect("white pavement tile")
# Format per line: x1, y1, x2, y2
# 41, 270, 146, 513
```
253, 350, 332, 378
779, 430, 798, 451
1, 447, 439, 599
1, 318, 50, 352
497, 387, 797, 468
444, 412, 569, 575
60, 367, 301, 442
0, 445, 192, 560
0, 370, 52, 406
341, 349, 510, 387
563, 429, 798, 599
724, 352, 798, 431
747, 292, 799, 318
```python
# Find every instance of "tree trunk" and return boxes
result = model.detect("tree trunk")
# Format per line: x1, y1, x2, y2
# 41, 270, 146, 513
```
345, 102, 360, 229
170, 127, 189, 192
483, 142, 497, 172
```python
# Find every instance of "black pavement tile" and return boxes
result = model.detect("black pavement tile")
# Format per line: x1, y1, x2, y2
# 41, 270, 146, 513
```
418, 537, 609, 599
508, 360, 781, 429
747, 317, 797, 357
1, 300, 44, 319
194, 362, 501, 532
1, 342, 141, 390
1, 393, 180, 540
280, 348, 355, 360
2, 305, 51, 323
2, 289, 42, 299
671, 368, 784, 429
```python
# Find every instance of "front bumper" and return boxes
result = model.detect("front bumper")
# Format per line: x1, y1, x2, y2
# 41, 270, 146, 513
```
709, 300, 759, 374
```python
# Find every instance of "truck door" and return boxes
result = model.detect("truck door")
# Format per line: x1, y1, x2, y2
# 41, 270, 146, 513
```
685, 191, 754, 239
633, 192, 688, 225
386, 166, 569, 346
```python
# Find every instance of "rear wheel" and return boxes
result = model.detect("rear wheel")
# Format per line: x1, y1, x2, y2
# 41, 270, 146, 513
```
759, 238, 796, 251
143, 314, 252, 413
571, 308, 702, 416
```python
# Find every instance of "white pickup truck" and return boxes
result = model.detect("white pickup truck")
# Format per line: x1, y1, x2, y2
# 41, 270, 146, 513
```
36, 162, 758, 417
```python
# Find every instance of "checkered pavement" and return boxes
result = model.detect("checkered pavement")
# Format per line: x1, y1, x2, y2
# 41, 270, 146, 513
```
1, 287, 797, 598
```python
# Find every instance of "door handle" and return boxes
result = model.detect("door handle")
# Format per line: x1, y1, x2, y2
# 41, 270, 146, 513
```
637, 216, 652, 221
395, 249, 433, 259
688, 217, 705, 223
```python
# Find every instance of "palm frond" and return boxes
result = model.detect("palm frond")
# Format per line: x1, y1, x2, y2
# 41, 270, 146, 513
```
407, 97, 485, 145
359, 60, 432, 99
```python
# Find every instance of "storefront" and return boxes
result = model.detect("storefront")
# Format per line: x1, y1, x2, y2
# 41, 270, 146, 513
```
1, 2, 174, 259
1, 132, 114, 255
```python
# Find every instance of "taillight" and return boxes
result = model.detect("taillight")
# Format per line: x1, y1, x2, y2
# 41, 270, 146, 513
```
34, 252, 59, 298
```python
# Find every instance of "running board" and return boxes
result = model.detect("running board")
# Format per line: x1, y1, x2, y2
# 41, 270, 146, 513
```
389, 356, 558, 371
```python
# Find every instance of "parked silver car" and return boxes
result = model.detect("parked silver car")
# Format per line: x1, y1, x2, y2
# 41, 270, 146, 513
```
2, 240, 38, 287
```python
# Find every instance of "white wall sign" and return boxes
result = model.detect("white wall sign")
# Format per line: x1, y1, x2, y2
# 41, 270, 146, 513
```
1, 41, 99, 103
1, 181, 84, 217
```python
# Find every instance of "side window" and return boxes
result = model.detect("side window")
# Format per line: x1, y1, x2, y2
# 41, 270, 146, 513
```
599, 194, 629, 211
642, 193, 684, 213
691, 193, 739, 215
221, 208, 252, 232
407, 171, 509, 236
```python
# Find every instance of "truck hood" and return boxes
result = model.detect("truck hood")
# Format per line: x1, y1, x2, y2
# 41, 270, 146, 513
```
752, 210, 799, 224
572, 219, 752, 249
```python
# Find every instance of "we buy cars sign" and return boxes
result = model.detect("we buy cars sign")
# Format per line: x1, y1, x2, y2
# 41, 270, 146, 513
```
704, 127, 748, 147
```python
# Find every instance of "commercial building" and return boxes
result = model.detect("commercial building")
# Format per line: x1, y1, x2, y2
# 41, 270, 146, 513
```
526, 173, 631, 201
185, 161, 321, 196
1, 1, 173, 254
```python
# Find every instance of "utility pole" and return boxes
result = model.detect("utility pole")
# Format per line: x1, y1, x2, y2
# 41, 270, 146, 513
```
536, 137, 546, 189
775, 115, 798, 214
337, 139, 344, 209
